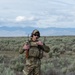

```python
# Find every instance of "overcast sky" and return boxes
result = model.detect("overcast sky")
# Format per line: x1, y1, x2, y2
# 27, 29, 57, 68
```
0, 0, 75, 28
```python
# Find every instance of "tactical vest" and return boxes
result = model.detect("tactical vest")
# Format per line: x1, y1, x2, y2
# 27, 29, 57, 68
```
26, 40, 43, 59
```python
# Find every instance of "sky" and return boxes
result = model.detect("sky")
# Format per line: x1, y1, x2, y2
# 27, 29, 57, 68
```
0, 0, 75, 36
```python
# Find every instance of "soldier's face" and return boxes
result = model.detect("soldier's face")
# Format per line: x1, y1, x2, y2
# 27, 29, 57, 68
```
32, 34, 39, 41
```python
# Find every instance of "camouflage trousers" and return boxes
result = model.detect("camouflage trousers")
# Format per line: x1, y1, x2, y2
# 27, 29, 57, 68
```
23, 57, 41, 75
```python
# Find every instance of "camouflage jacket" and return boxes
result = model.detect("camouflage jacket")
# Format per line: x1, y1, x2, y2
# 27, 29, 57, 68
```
19, 39, 50, 59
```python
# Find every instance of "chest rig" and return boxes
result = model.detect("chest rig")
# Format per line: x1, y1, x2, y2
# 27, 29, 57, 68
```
26, 40, 43, 59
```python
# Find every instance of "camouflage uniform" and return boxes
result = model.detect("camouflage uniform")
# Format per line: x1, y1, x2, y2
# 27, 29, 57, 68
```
19, 29, 50, 75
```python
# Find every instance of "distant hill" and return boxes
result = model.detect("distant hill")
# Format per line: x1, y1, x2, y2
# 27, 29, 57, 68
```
0, 26, 75, 36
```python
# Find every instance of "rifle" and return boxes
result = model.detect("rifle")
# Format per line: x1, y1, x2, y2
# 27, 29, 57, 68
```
43, 36, 46, 45
26, 34, 30, 58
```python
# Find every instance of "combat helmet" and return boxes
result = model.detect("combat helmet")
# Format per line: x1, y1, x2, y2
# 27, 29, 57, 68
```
31, 29, 40, 37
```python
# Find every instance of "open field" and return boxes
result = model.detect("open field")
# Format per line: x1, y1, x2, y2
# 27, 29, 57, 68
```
1, 36, 75, 75
0, 51, 19, 57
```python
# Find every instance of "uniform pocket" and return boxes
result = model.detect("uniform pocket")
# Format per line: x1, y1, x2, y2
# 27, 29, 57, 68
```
29, 47, 39, 58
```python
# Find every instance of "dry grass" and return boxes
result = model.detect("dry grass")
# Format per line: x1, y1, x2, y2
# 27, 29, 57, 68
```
0, 51, 19, 58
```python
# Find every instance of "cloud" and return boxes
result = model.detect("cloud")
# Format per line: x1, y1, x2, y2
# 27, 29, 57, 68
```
15, 16, 36, 22
15, 16, 25, 22
0, 16, 38, 27
0, 13, 75, 28
0, 0, 75, 28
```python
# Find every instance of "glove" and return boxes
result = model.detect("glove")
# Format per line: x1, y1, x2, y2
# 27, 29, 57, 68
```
23, 44, 30, 50
36, 41, 43, 46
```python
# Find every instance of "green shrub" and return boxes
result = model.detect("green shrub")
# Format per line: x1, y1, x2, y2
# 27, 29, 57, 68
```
0, 63, 15, 75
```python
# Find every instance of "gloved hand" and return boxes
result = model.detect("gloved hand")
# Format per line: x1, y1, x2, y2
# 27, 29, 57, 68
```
23, 44, 30, 50
36, 41, 43, 46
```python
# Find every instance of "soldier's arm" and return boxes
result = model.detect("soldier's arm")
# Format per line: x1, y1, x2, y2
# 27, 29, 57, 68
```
19, 41, 29, 54
41, 43, 50, 53
19, 44, 26, 54
19, 48, 25, 54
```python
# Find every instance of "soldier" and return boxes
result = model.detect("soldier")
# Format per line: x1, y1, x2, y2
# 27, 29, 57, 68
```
19, 29, 50, 75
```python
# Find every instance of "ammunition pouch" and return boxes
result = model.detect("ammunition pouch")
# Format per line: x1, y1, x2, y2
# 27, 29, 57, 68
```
28, 46, 43, 59
25, 41, 43, 59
